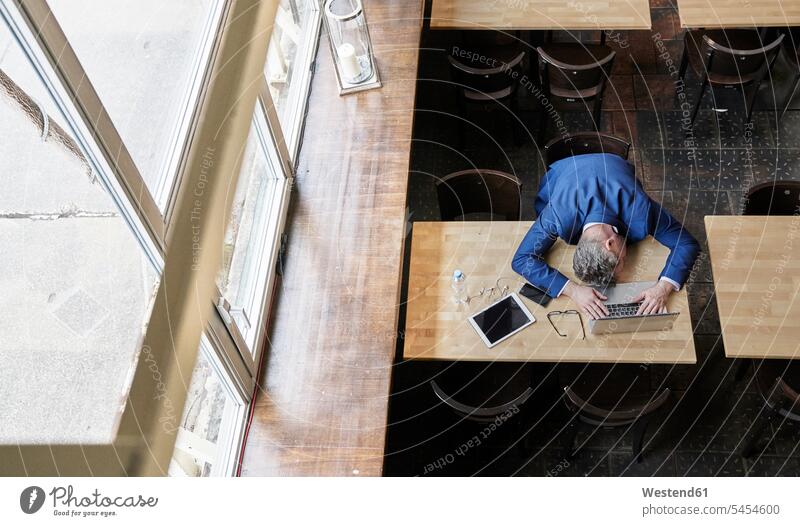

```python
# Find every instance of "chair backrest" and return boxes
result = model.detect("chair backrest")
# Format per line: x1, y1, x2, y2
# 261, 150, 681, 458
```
544, 132, 630, 166
430, 380, 532, 423
448, 49, 525, 100
770, 377, 800, 421
537, 45, 615, 98
756, 361, 800, 422
743, 181, 800, 215
699, 30, 784, 80
563, 385, 671, 424
436, 169, 522, 221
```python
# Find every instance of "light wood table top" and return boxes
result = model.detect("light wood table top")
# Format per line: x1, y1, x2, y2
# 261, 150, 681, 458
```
706, 216, 800, 360
677, 0, 800, 28
429, 0, 652, 30
403, 222, 696, 364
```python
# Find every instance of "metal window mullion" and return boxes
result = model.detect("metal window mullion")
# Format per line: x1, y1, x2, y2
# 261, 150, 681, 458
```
10, 0, 166, 260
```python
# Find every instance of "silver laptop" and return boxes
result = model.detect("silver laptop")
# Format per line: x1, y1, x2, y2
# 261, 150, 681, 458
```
588, 281, 679, 335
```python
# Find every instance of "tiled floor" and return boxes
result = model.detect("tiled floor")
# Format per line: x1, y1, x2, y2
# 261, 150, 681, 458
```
385, 1, 800, 476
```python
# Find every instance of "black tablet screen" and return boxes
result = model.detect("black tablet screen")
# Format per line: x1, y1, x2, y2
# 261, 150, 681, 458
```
471, 296, 531, 345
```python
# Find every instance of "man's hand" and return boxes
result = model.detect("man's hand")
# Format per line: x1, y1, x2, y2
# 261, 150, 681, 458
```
563, 282, 609, 320
633, 281, 674, 315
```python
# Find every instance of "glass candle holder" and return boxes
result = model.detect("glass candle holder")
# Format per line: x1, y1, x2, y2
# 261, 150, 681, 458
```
323, 0, 381, 94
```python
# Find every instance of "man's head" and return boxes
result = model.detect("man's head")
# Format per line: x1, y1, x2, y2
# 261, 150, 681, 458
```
573, 224, 627, 286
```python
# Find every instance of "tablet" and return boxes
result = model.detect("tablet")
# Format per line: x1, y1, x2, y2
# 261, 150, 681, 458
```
468, 293, 535, 348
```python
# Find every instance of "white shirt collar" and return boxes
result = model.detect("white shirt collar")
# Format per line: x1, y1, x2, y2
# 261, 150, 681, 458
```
583, 222, 618, 233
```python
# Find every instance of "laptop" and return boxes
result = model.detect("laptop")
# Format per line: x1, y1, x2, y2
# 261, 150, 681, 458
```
588, 281, 679, 335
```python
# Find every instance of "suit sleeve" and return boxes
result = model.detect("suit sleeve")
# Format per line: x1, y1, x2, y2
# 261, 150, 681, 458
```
511, 207, 569, 297
648, 202, 700, 288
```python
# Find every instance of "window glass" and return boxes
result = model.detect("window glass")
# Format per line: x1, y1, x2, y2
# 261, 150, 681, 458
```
46, 0, 221, 205
0, 23, 160, 444
216, 115, 283, 353
0, 20, 62, 119
169, 336, 244, 477
265, 0, 317, 145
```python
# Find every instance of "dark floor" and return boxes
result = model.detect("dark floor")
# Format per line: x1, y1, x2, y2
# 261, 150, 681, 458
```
384, 1, 800, 476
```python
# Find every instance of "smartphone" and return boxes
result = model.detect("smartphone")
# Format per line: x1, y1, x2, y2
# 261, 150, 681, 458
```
519, 283, 552, 307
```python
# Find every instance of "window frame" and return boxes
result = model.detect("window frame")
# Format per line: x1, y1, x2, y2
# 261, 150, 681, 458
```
266, 0, 321, 162
214, 87, 295, 373
215, 0, 323, 362
6, 0, 234, 256
1, 0, 320, 476
170, 331, 248, 477
157, 0, 230, 221
3, 0, 167, 262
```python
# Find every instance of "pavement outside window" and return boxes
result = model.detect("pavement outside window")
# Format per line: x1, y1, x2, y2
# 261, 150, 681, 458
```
47, 0, 217, 202
0, 25, 159, 444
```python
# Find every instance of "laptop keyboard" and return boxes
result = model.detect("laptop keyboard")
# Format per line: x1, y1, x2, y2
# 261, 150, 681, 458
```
605, 302, 644, 318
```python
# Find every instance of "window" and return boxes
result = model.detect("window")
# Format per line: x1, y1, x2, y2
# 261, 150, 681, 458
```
46, 0, 225, 209
0, 18, 61, 118
265, 0, 320, 157
0, 21, 160, 444
216, 107, 289, 364
168, 335, 246, 477
179, 0, 324, 472
212, 1, 324, 372
2, 0, 320, 475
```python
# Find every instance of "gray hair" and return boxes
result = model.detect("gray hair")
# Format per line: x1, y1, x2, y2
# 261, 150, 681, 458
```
573, 238, 618, 286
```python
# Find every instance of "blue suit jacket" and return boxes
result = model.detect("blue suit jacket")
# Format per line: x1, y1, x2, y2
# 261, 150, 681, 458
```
512, 153, 700, 297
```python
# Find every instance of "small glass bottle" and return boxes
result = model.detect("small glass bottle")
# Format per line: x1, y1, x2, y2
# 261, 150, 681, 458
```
451, 270, 467, 304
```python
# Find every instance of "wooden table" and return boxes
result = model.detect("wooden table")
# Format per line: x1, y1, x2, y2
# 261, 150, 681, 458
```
429, 0, 652, 30
403, 222, 696, 364
706, 216, 800, 360
677, 0, 800, 28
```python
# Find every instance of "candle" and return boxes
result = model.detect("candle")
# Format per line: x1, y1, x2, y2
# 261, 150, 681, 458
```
337, 43, 361, 81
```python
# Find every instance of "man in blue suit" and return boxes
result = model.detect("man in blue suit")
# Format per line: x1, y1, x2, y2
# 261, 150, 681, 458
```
512, 153, 700, 320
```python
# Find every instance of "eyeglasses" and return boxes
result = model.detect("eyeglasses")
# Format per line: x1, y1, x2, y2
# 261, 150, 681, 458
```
546, 310, 586, 340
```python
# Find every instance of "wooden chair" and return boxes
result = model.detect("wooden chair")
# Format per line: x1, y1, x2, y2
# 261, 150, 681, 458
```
448, 32, 526, 147
429, 363, 535, 463
560, 364, 670, 463
435, 169, 522, 221
535, 43, 616, 144
544, 132, 631, 167
742, 181, 800, 216
741, 360, 800, 458
678, 29, 784, 125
